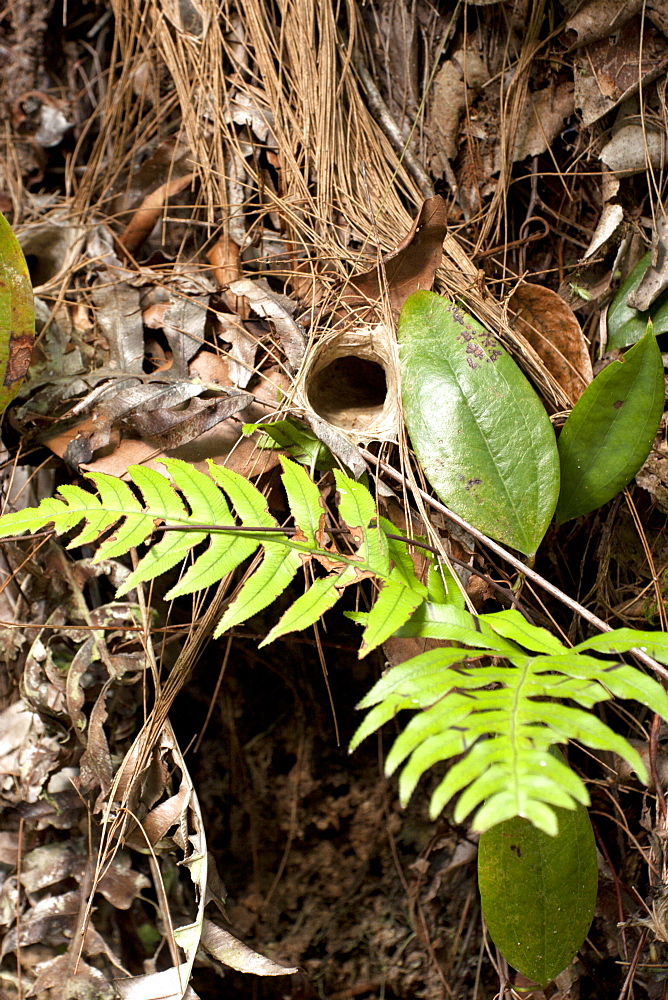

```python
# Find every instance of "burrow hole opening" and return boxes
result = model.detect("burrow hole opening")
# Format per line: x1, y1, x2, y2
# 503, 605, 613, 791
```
307, 356, 388, 430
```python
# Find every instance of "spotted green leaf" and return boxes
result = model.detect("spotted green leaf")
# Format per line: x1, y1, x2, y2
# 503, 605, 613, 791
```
399, 291, 559, 556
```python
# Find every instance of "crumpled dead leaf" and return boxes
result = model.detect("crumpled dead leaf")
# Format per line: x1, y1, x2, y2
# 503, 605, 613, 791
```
509, 282, 593, 404
342, 195, 449, 318
229, 278, 306, 369
626, 217, 668, 311
574, 18, 668, 126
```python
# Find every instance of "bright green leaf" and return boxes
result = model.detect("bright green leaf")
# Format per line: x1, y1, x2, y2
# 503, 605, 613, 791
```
260, 573, 345, 647
244, 418, 336, 470
398, 290, 560, 556
555, 325, 664, 523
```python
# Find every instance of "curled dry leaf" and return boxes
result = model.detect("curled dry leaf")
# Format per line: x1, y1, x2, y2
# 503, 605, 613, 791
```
566, 0, 643, 48
508, 283, 593, 404
626, 218, 668, 312
343, 195, 449, 317
229, 277, 306, 369
118, 172, 195, 255
504, 83, 575, 163
200, 918, 299, 975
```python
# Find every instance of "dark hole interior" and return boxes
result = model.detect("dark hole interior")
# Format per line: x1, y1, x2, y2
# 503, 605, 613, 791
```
307, 355, 387, 429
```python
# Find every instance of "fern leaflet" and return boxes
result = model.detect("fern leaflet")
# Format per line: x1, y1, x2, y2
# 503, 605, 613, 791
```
350, 607, 668, 835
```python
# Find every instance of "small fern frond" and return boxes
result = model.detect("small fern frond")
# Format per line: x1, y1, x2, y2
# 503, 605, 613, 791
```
0, 456, 426, 655
351, 607, 668, 835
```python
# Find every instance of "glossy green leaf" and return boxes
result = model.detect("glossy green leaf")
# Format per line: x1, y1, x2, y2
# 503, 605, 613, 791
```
0, 212, 35, 413
607, 252, 668, 350
555, 325, 664, 523
478, 790, 597, 986
398, 290, 559, 556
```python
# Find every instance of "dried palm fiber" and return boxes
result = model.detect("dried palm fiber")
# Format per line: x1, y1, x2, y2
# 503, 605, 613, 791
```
76, 0, 570, 414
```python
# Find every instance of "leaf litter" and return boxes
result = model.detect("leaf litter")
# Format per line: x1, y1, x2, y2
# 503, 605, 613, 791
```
1, 0, 668, 997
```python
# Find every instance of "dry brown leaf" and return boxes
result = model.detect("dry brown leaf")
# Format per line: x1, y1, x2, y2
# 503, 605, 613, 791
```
574, 18, 668, 126
508, 283, 593, 404
344, 195, 448, 317
566, 0, 643, 47
118, 172, 195, 255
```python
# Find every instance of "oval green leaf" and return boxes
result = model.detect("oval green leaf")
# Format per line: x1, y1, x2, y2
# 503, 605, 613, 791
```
478, 799, 597, 987
607, 252, 668, 350
398, 291, 560, 557
555, 324, 664, 523
0, 213, 34, 412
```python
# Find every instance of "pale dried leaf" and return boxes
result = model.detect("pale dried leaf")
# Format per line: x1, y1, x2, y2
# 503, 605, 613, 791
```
583, 204, 624, 260
600, 125, 667, 175
200, 919, 299, 975
115, 964, 197, 1000
626, 218, 668, 310
229, 278, 306, 369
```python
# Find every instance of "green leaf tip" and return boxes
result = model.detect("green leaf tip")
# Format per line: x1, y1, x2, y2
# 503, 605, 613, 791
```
398, 290, 559, 556
0, 212, 35, 413
556, 323, 664, 523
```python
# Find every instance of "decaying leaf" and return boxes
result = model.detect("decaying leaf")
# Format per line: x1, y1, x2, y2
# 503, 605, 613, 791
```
508, 283, 593, 404
119, 173, 195, 255
343, 196, 449, 317
200, 919, 299, 975
574, 18, 668, 126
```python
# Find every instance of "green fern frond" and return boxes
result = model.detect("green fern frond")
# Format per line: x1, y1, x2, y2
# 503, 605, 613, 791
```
351, 607, 668, 835
0, 456, 420, 655
5, 454, 668, 837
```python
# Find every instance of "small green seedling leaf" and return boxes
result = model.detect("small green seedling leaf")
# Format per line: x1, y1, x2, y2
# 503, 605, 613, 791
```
399, 291, 560, 557
243, 418, 336, 471
478, 768, 597, 987
607, 252, 668, 350
0, 212, 35, 412
556, 324, 664, 523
